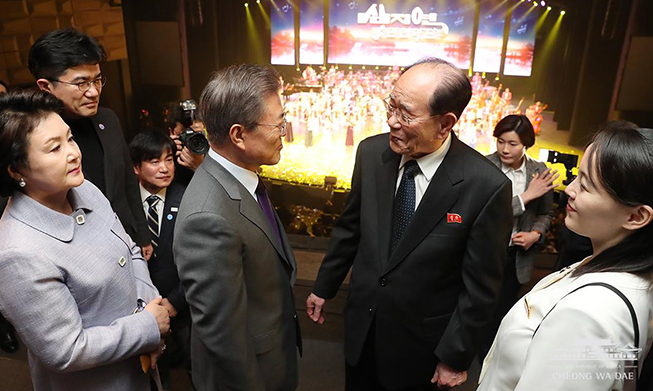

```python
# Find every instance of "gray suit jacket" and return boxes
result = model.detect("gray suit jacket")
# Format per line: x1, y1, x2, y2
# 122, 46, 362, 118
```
0, 181, 161, 391
174, 156, 300, 391
487, 152, 554, 283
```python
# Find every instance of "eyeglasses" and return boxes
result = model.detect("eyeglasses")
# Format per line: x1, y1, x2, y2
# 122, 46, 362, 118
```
256, 117, 287, 137
50, 76, 107, 93
382, 97, 438, 126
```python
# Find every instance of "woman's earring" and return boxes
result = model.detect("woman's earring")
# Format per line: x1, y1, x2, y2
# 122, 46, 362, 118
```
18, 178, 26, 188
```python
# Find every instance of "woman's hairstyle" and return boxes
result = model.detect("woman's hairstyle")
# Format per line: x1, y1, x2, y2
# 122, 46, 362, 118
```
493, 115, 535, 148
573, 120, 653, 277
0, 90, 64, 197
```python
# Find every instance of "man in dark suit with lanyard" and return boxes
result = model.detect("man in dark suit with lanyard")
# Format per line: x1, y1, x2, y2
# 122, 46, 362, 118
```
306, 58, 513, 390
28, 29, 151, 258
130, 129, 191, 389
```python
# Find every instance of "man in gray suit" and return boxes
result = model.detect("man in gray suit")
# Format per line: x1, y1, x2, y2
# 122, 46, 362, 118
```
174, 64, 300, 391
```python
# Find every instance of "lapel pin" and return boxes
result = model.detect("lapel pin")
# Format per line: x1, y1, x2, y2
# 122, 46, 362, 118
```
447, 213, 462, 224
171, 207, 178, 212
118, 256, 126, 267
75, 215, 85, 225
167, 214, 173, 220
98, 123, 105, 130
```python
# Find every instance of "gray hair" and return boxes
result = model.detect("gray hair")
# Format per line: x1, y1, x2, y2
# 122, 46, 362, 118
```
199, 64, 281, 145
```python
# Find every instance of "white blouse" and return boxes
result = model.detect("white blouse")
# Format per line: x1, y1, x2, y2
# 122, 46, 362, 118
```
478, 260, 653, 391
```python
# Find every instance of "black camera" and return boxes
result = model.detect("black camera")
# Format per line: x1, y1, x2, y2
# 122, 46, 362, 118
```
545, 150, 579, 185
178, 100, 209, 155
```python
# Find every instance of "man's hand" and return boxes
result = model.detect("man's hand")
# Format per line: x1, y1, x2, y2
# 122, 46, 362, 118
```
149, 339, 166, 370
511, 231, 540, 250
170, 134, 205, 172
306, 293, 326, 324
521, 169, 559, 205
161, 298, 178, 318
141, 244, 153, 261
431, 362, 467, 390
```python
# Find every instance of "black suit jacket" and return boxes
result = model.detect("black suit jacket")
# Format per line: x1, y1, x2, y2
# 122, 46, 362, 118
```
86, 108, 149, 245
313, 133, 513, 389
148, 182, 187, 312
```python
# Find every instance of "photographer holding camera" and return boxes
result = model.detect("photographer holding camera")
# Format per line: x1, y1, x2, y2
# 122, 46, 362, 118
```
166, 100, 208, 186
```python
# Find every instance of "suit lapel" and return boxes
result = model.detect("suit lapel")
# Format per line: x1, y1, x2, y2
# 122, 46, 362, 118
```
376, 147, 401, 267
385, 136, 464, 273
158, 184, 183, 251
202, 158, 291, 267
89, 113, 113, 196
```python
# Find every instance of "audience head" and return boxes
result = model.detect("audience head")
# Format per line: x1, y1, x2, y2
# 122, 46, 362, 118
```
493, 115, 535, 169
567, 121, 653, 277
0, 90, 83, 200
129, 129, 176, 194
29, 29, 106, 118
199, 64, 285, 171
386, 57, 471, 158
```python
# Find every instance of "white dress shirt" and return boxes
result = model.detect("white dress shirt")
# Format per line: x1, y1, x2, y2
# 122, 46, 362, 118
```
207, 148, 259, 201
140, 184, 166, 234
501, 158, 527, 243
395, 132, 452, 210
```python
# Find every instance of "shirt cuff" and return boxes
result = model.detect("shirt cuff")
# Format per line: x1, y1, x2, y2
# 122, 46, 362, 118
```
517, 195, 526, 213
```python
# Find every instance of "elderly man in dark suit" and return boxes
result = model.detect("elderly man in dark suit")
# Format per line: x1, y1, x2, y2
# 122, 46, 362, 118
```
306, 58, 513, 391
29, 29, 151, 259
174, 64, 300, 391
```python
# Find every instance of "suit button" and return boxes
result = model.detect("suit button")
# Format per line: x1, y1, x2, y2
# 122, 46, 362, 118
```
293, 314, 297, 320
368, 307, 373, 313
379, 278, 387, 287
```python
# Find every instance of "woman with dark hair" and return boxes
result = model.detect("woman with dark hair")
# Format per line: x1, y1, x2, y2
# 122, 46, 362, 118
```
480, 114, 558, 359
0, 90, 170, 391
478, 121, 653, 390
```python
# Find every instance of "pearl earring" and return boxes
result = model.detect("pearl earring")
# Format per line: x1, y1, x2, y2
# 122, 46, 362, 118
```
18, 178, 26, 188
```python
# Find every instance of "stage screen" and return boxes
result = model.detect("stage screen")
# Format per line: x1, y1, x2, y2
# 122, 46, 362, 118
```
327, 0, 475, 69
504, 2, 538, 76
300, 1, 325, 64
271, 2, 296, 66
473, 1, 505, 73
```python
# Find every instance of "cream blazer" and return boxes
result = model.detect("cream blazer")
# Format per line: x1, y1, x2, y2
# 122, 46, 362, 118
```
478, 261, 653, 391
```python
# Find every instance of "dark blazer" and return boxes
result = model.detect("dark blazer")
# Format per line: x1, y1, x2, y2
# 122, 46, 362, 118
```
487, 152, 554, 284
174, 156, 300, 391
313, 133, 513, 389
87, 108, 149, 245
147, 182, 187, 312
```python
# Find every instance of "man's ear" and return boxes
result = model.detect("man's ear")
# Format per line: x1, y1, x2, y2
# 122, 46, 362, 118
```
437, 113, 458, 138
624, 205, 653, 231
229, 124, 247, 151
133, 165, 141, 177
36, 78, 54, 93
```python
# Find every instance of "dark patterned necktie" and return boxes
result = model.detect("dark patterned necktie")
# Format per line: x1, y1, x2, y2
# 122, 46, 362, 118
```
256, 177, 282, 246
146, 195, 161, 250
390, 160, 420, 253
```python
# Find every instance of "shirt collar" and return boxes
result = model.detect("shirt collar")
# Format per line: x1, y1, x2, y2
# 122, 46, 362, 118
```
139, 183, 167, 204
398, 131, 452, 182
7, 181, 94, 243
501, 156, 527, 174
207, 148, 259, 198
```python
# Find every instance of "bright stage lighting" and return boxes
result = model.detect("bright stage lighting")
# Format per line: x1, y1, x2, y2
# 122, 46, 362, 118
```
540, 1, 545, 6
547, 6, 551, 10
561, 10, 566, 15
257, 0, 260, 3
244, 2, 248, 7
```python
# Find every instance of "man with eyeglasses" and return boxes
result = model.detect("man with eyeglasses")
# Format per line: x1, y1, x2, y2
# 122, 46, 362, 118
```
174, 64, 300, 391
306, 58, 513, 391
28, 29, 152, 261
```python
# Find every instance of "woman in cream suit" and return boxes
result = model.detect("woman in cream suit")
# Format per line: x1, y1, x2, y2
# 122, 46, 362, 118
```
0, 90, 170, 391
478, 121, 653, 390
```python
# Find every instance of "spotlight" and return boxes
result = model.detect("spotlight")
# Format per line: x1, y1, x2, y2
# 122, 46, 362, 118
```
495, 76, 500, 81
547, 6, 551, 10
560, 10, 566, 15
375, 66, 379, 70
296, 67, 300, 71
540, 0, 545, 6
362, 65, 366, 69
244, 2, 248, 6
256, 0, 260, 2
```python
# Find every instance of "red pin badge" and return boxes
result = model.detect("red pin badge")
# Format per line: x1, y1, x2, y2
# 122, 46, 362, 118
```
447, 213, 462, 224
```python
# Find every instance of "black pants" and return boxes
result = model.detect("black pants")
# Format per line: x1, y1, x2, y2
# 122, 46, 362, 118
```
346, 320, 437, 391
478, 247, 522, 363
